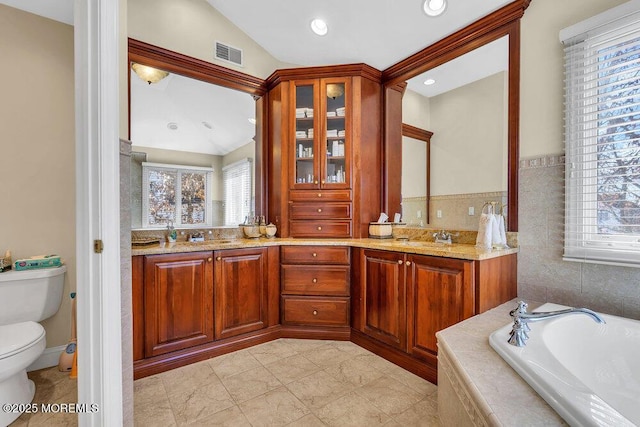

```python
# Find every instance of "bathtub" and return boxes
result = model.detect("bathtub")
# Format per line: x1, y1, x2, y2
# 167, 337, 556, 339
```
489, 303, 640, 427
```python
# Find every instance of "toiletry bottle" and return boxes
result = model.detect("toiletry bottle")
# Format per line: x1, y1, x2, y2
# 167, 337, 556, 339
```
167, 220, 177, 242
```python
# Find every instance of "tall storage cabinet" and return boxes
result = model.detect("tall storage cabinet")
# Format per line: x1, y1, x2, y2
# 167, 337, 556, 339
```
267, 65, 382, 238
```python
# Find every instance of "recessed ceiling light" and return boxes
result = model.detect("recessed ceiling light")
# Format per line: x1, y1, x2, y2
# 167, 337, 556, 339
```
424, 78, 436, 85
167, 122, 178, 130
423, 0, 447, 17
310, 18, 328, 36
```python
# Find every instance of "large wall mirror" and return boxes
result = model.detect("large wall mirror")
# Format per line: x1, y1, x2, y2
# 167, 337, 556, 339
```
383, 5, 523, 231
128, 39, 267, 230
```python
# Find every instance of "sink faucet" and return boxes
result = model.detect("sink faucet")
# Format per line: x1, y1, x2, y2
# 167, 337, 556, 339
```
507, 301, 605, 347
433, 230, 452, 244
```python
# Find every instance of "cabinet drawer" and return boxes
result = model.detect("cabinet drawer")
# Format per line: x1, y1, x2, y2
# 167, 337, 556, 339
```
282, 265, 350, 296
290, 221, 351, 238
290, 202, 351, 220
281, 246, 350, 264
282, 296, 349, 326
290, 189, 352, 202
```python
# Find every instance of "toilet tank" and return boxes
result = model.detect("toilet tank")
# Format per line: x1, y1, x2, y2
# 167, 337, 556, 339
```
0, 265, 66, 325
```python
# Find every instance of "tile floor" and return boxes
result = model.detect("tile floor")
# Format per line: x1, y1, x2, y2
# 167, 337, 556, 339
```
14, 339, 440, 426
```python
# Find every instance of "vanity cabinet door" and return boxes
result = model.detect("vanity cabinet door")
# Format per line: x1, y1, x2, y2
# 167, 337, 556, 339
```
360, 249, 407, 350
406, 254, 474, 360
143, 251, 214, 357
214, 247, 269, 340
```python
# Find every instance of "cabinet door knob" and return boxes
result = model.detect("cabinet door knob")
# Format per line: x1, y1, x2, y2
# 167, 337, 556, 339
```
312, 278, 318, 283
312, 252, 318, 257
406, 261, 412, 266
398, 259, 404, 264
314, 180, 318, 185
317, 226, 322, 231
207, 257, 213, 263
216, 256, 222, 261
317, 208, 322, 213
321, 180, 325, 184
312, 310, 318, 316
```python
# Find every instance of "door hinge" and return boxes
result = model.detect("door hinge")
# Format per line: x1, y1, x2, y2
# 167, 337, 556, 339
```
94, 239, 104, 254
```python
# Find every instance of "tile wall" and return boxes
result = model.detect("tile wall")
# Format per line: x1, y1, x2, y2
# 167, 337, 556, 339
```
518, 154, 640, 319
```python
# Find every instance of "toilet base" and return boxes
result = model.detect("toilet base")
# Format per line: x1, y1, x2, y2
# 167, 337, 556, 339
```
0, 369, 35, 427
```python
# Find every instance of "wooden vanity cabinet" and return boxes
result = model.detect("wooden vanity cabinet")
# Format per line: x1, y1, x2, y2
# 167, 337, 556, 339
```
280, 246, 350, 335
213, 247, 269, 340
266, 65, 382, 238
142, 251, 214, 358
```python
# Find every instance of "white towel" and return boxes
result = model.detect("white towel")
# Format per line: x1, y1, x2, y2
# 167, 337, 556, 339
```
496, 214, 508, 248
476, 213, 493, 249
491, 213, 501, 247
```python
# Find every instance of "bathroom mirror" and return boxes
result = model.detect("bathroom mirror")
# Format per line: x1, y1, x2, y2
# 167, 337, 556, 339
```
128, 38, 267, 229
401, 36, 508, 230
383, 13, 520, 231
401, 124, 432, 226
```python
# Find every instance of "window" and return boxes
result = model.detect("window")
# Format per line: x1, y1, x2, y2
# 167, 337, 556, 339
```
142, 163, 213, 228
223, 158, 253, 226
562, 3, 640, 267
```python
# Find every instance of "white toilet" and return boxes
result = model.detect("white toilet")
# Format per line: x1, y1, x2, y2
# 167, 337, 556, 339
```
0, 266, 66, 426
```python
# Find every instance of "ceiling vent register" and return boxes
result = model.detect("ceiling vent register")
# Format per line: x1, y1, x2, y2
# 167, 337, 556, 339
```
215, 41, 243, 66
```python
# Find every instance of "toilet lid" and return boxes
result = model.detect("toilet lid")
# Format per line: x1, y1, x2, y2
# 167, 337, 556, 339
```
0, 321, 45, 360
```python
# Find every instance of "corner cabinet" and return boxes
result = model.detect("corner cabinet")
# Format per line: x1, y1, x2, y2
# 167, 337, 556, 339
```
267, 65, 383, 238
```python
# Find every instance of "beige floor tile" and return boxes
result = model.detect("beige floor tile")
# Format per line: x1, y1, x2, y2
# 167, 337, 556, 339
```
134, 375, 176, 427
327, 340, 371, 356
159, 360, 220, 397
29, 368, 78, 404
299, 344, 355, 369
221, 366, 282, 403
208, 349, 262, 379
183, 405, 251, 427
167, 379, 235, 426
285, 413, 327, 426
315, 391, 390, 427
248, 340, 298, 365
323, 356, 385, 387
239, 387, 310, 427
355, 376, 424, 416
392, 397, 441, 426
279, 338, 328, 353
264, 354, 321, 384
383, 363, 438, 396
286, 370, 354, 410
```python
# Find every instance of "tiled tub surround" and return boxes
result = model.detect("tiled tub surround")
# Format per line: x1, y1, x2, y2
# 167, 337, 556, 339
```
518, 155, 640, 320
436, 299, 566, 426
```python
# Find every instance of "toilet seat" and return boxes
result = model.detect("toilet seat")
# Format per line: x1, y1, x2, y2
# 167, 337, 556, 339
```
0, 321, 45, 360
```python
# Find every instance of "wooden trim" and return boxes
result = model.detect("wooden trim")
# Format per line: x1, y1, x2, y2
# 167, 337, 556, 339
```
280, 325, 351, 340
401, 124, 433, 141
266, 63, 382, 89
507, 21, 520, 231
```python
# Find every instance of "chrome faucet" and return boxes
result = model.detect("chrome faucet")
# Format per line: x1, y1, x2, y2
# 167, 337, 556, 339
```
507, 301, 605, 347
433, 230, 452, 244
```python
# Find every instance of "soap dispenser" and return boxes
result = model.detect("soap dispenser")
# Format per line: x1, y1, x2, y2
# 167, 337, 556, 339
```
167, 220, 177, 243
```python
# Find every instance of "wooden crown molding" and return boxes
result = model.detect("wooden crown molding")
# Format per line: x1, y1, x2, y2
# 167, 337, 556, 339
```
266, 63, 383, 90
402, 124, 433, 141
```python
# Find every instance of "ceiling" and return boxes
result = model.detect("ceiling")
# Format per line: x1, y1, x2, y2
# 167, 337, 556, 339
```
4, 0, 512, 154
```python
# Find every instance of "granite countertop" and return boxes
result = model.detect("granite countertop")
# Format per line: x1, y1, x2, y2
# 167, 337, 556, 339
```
131, 237, 518, 260
436, 299, 566, 426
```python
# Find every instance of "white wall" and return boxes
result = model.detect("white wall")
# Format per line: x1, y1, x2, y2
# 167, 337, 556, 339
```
0, 5, 75, 348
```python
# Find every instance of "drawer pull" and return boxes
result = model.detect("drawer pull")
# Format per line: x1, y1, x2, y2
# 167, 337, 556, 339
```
317, 193, 322, 197
312, 278, 318, 283
398, 259, 403, 265
317, 208, 322, 213
313, 310, 318, 316
312, 253, 318, 257
216, 256, 221, 261
406, 261, 412, 266
317, 226, 322, 231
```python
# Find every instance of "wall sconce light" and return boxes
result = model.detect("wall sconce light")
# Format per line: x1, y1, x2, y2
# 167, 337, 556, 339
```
423, 0, 447, 17
131, 63, 169, 84
326, 84, 344, 99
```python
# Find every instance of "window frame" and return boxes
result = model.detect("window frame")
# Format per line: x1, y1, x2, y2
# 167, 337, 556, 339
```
142, 162, 213, 229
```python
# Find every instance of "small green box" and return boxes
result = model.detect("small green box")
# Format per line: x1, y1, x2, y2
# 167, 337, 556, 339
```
14, 255, 63, 271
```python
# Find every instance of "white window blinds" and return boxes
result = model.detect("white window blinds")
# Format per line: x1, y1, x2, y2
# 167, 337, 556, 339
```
562, 3, 640, 267
223, 158, 253, 226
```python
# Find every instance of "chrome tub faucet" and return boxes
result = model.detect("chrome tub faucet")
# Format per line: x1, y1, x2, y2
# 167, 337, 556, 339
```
507, 301, 605, 347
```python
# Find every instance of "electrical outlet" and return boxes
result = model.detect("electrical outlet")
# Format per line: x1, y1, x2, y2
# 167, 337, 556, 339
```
416, 210, 422, 218
437, 210, 442, 218
468, 206, 475, 216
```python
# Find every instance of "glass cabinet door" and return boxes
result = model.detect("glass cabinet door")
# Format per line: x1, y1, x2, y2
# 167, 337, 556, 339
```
293, 81, 318, 187
321, 79, 350, 188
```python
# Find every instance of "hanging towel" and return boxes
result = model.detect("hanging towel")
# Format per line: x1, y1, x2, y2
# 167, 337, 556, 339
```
496, 214, 508, 248
491, 213, 502, 247
476, 212, 493, 249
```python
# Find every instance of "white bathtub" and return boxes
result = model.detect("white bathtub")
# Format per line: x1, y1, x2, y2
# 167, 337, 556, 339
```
490, 303, 640, 427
